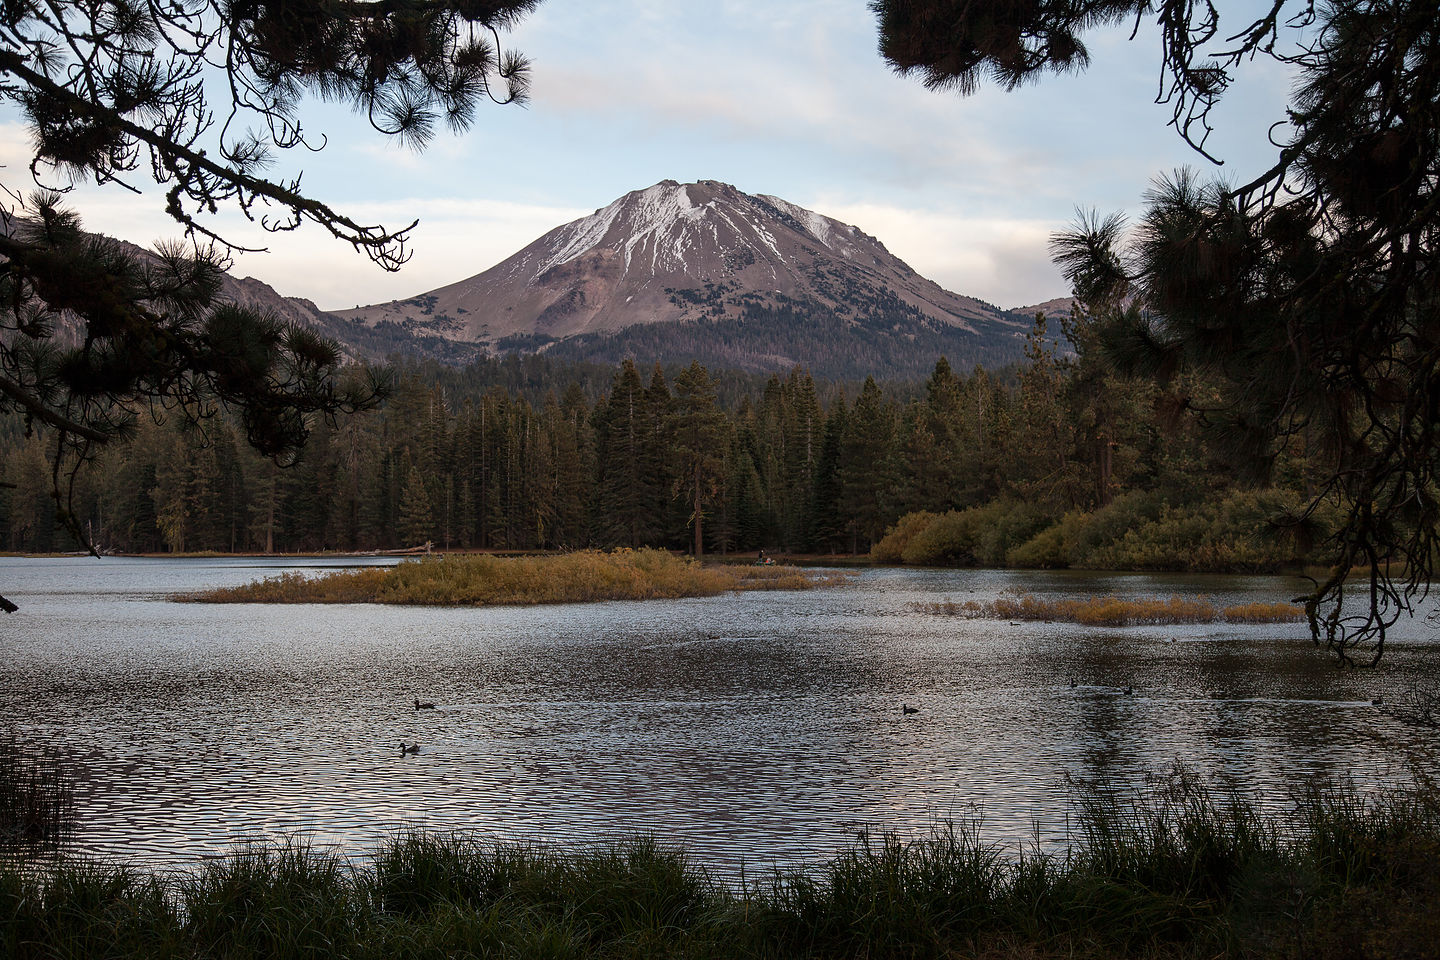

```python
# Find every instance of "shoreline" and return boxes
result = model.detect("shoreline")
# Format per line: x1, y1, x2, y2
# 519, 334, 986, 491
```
0, 549, 1321, 577
5, 770, 1436, 959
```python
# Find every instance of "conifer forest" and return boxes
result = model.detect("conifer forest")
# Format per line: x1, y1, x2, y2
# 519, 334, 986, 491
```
0, 317, 1337, 573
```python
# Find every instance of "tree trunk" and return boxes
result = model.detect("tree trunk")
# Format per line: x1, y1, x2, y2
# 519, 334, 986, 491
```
693, 471, 703, 557
1096, 432, 1113, 507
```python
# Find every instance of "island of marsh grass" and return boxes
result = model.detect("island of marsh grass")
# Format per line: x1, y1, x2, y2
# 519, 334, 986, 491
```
4, 771, 1437, 960
184, 548, 848, 606
922, 590, 1306, 627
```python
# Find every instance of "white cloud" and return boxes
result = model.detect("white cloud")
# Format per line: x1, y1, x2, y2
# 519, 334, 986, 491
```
1, 1, 1303, 324
15, 161, 1071, 313
9, 181, 587, 309
803, 199, 1072, 309
519, 5, 1158, 217
0, 123, 34, 170
226, 198, 590, 309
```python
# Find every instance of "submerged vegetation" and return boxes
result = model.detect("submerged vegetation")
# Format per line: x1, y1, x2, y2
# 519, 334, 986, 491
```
4, 771, 1437, 958
923, 591, 1306, 627
184, 549, 845, 606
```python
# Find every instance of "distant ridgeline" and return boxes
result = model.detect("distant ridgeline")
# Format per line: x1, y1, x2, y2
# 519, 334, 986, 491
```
0, 348, 1336, 571
497, 294, 1031, 383
343, 264, 1034, 381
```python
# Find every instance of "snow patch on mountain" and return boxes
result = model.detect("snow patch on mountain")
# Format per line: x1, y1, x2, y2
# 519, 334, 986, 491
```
533, 181, 865, 281
539, 180, 716, 278
757, 194, 854, 257
540, 201, 623, 276
749, 218, 783, 261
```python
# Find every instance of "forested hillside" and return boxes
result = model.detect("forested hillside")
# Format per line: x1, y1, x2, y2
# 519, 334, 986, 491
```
0, 317, 1336, 571
496, 295, 1030, 382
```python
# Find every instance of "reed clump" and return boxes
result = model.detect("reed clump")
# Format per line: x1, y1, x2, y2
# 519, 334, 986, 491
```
921, 591, 1306, 627
3, 771, 1437, 958
0, 736, 74, 854
182, 549, 844, 606
1219, 601, 1309, 623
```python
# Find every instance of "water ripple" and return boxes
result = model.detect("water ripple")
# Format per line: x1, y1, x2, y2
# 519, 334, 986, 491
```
1, 557, 1433, 872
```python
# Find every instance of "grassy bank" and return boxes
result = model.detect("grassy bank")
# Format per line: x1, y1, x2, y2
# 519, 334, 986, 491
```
0, 737, 73, 854
183, 549, 847, 606
922, 591, 1306, 627
3, 771, 1437, 959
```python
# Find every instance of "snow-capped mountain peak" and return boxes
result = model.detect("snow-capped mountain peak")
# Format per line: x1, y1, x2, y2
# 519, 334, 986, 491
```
336, 180, 1027, 371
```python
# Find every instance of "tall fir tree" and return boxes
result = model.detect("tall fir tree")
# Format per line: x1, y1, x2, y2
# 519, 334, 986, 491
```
839, 377, 898, 553
396, 457, 436, 548
807, 398, 850, 553
669, 362, 727, 556
593, 359, 655, 547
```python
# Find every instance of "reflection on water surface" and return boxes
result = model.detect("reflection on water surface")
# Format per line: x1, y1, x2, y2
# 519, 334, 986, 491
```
1, 556, 1433, 872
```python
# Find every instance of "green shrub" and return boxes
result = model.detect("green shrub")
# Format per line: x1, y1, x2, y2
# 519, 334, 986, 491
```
1007, 510, 1091, 568
901, 503, 1008, 566
1077, 488, 1337, 573
869, 511, 938, 563
974, 501, 1054, 566
1069, 490, 1169, 565
899, 502, 1057, 567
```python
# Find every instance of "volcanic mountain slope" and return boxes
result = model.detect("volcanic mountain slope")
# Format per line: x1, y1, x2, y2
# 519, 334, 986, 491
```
337, 180, 1033, 378
9, 228, 452, 364
1014, 296, 1077, 321
216, 271, 471, 363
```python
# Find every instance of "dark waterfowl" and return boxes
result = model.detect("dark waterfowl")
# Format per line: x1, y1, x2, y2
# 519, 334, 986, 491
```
415, 698, 435, 710
902, 704, 919, 715
400, 741, 420, 754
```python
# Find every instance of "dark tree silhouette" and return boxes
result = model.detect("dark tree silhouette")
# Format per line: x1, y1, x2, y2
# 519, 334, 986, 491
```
875, 0, 1440, 665
0, 0, 542, 611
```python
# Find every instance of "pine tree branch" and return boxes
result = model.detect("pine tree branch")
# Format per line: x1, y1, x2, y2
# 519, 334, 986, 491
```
0, 374, 114, 443
0, 49, 418, 267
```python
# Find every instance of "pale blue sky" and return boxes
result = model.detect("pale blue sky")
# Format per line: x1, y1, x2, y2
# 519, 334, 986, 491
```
1, 1, 1300, 312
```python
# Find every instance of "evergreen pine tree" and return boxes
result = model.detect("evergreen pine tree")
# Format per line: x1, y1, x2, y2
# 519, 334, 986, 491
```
840, 377, 898, 553
807, 397, 850, 554
669, 362, 726, 556
396, 459, 436, 548
593, 359, 652, 547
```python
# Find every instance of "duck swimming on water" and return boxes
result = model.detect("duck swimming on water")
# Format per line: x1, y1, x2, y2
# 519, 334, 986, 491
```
400, 741, 420, 754
901, 704, 919, 715
414, 698, 435, 710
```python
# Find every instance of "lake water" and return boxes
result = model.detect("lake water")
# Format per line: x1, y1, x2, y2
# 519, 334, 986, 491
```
1, 556, 1435, 874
